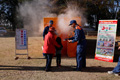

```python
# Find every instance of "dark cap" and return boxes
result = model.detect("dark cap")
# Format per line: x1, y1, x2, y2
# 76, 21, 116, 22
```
49, 20, 53, 25
69, 20, 77, 26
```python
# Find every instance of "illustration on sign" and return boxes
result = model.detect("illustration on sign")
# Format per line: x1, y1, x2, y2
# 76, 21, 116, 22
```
95, 20, 117, 62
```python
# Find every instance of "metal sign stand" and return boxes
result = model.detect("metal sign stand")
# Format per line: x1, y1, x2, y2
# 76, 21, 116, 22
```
15, 29, 31, 60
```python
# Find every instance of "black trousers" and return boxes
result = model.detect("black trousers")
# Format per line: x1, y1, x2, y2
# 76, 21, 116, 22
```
45, 54, 53, 70
56, 54, 61, 66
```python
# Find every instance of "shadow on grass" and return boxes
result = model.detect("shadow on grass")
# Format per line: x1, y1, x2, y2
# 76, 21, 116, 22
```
0, 65, 114, 72
0, 65, 45, 71
51, 66, 114, 72
17, 58, 46, 60
82, 66, 113, 73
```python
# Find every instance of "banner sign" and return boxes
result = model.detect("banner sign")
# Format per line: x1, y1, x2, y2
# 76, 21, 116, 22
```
95, 20, 117, 62
16, 29, 28, 49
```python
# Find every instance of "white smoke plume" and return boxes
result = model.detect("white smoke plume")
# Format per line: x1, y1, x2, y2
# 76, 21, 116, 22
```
18, 0, 57, 36
18, 0, 86, 36
57, 2, 86, 36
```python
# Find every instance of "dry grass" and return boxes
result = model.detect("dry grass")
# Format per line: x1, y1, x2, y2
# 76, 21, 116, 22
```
0, 37, 120, 80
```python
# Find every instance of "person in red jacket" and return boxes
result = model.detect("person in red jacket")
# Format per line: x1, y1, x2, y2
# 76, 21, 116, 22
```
43, 27, 60, 71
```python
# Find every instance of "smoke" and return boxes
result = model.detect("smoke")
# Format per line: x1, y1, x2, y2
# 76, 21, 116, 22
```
18, 0, 57, 36
57, 2, 86, 36
17, 0, 86, 36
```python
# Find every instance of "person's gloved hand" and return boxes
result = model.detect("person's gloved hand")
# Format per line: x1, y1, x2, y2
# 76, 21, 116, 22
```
68, 40, 72, 43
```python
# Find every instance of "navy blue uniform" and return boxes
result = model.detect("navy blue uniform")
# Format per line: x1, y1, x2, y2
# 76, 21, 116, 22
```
69, 25, 87, 71
43, 26, 50, 40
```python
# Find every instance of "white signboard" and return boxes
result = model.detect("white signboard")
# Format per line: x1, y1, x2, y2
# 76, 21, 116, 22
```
16, 29, 28, 49
95, 20, 117, 62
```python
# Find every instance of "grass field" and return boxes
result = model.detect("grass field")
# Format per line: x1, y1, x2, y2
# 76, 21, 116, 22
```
0, 37, 120, 80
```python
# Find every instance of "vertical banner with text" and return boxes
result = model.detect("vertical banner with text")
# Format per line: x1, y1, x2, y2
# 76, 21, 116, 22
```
16, 29, 28, 50
95, 20, 117, 62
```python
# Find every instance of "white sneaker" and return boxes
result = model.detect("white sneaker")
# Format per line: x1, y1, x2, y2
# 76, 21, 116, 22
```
114, 73, 119, 76
108, 71, 114, 74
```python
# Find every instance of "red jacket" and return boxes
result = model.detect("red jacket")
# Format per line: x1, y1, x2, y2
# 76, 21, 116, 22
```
43, 32, 60, 54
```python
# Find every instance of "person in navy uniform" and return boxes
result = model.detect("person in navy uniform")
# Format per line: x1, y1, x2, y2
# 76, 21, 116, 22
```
67, 20, 87, 71
108, 46, 120, 76
42, 20, 54, 57
43, 20, 54, 40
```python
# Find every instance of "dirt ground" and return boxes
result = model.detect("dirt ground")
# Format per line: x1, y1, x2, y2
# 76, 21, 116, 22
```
0, 37, 120, 80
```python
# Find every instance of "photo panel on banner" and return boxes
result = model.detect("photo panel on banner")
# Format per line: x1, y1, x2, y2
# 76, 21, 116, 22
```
95, 20, 117, 62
